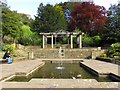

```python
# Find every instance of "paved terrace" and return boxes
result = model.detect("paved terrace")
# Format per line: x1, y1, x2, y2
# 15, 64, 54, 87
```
0, 59, 45, 81
0, 59, 120, 89
80, 60, 120, 77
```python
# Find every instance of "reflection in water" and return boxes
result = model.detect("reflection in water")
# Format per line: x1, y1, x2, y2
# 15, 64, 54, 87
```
56, 47, 65, 70
56, 66, 65, 70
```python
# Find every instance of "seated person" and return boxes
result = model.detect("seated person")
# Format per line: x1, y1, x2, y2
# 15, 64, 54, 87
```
3, 50, 12, 64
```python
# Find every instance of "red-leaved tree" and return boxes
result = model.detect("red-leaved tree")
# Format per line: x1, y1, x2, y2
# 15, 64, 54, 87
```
69, 2, 107, 35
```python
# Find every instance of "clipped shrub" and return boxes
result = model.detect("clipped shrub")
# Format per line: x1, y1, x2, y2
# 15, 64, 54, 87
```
2, 44, 14, 52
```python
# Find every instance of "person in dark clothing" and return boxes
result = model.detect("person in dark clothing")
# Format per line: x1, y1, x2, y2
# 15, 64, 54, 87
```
3, 51, 12, 64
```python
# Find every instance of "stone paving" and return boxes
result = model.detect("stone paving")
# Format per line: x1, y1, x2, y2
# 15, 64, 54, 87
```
0, 59, 45, 81
0, 59, 120, 89
80, 60, 120, 76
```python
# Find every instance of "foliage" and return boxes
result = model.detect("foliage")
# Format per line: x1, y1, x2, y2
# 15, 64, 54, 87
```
2, 36, 14, 44
18, 33, 42, 46
82, 34, 101, 47
2, 44, 14, 52
82, 34, 94, 47
17, 24, 42, 45
92, 36, 101, 46
0, 1, 8, 8
20, 25, 33, 36
58, 2, 76, 22
70, 2, 107, 35
107, 43, 120, 57
101, 54, 107, 57
33, 3, 67, 33
101, 3, 120, 45
18, 13, 33, 26
2, 4, 33, 44
2, 8, 22, 39
58, 2, 81, 32
63, 36, 68, 44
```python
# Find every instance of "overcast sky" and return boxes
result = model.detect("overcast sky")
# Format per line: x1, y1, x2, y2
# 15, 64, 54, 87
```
7, 0, 119, 18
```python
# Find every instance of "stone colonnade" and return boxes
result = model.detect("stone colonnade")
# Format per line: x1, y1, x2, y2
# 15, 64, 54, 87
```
40, 33, 83, 49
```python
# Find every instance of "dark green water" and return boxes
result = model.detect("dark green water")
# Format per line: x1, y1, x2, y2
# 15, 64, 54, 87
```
7, 63, 113, 82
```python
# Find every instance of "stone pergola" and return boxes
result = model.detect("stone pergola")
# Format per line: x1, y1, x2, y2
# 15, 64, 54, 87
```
39, 32, 84, 49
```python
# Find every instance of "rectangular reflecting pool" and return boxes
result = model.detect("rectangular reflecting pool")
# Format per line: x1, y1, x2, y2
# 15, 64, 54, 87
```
7, 62, 115, 82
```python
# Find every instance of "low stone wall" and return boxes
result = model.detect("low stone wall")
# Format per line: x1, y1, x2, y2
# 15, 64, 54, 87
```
14, 45, 105, 59
33, 49, 92, 59
65, 49, 92, 59
26, 48, 105, 59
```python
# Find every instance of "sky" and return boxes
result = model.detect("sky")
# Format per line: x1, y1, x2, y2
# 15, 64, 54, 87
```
6, 0, 119, 19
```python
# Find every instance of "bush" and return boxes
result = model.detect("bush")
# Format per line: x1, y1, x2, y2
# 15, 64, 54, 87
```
2, 44, 14, 52
111, 42, 120, 49
101, 54, 107, 57
92, 36, 101, 46
82, 34, 94, 47
62, 36, 68, 44
18, 34, 42, 46
82, 34, 101, 47
82, 35, 101, 47
107, 43, 120, 57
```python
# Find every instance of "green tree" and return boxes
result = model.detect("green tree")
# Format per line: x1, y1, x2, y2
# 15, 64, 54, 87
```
21, 25, 33, 35
58, 2, 75, 22
18, 25, 42, 45
33, 3, 67, 33
2, 8, 22, 43
18, 13, 33, 26
101, 3, 120, 44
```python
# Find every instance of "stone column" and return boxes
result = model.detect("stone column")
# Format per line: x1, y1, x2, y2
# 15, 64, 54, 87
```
43, 35, 45, 48
70, 35, 73, 48
55, 36, 56, 45
45, 36, 47, 48
31, 52, 34, 59
79, 35, 82, 48
28, 52, 34, 59
51, 35, 54, 48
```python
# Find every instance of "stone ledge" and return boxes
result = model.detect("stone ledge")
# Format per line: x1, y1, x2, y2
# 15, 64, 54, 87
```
1, 79, 119, 88
80, 60, 120, 79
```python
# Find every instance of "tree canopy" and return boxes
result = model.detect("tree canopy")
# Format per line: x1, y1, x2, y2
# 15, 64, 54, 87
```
69, 2, 107, 35
32, 3, 67, 33
101, 3, 120, 44
2, 5, 34, 44
2, 8, 22, 39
